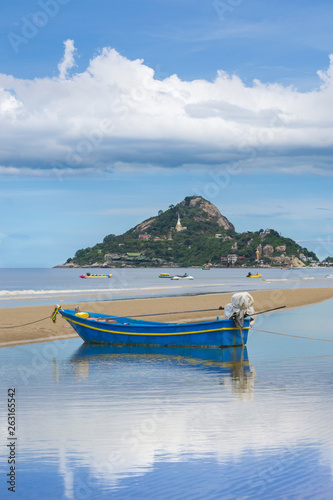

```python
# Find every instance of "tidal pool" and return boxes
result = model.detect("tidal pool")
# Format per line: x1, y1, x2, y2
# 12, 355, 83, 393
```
1, 300, 333, 499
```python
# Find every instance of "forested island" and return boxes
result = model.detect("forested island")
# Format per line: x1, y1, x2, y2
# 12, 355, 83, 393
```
59, 196, 320, 268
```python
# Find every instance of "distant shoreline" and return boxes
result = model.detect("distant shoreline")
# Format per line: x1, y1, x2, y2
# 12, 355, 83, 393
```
1, 287, 333, 348
54, 264, 330, 269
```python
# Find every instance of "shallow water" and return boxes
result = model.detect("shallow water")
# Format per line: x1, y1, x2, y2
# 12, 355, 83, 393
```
1, 299, 333, 499
0, 267, 332, 307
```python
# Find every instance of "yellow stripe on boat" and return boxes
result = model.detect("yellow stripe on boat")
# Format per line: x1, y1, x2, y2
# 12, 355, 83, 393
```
64, 317, 250, 336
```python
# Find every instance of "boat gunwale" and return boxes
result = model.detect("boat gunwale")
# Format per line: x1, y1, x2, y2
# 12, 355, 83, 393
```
59, 309, 250, 337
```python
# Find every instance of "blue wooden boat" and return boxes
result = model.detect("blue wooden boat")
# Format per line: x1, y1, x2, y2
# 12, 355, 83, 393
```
57, 308, 251, 347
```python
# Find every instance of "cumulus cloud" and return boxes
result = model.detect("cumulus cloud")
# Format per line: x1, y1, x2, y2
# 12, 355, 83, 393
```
58, 39, 76, 79
0, 41, 333, 176
0, 88, 22, 118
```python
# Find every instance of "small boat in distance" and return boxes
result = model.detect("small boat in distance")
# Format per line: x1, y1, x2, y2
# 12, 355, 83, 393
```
246, 272, 262, 278
80, 273, 113, 279
159, 273, 174, 278
171, 273, 194, 280
202, 264, 210, 270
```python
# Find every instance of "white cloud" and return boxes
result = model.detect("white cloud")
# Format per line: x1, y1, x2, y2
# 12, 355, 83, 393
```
0, 42, 333, 176
58, 39, 76, 80
0, 88, 22, 118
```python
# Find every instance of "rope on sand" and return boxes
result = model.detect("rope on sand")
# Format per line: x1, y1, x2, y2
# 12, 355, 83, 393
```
253, 328, 333, 342
0, 306, 62, 329
0, 316, 51, 329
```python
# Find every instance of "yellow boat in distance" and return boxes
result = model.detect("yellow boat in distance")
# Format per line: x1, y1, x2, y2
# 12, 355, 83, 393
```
246, 272, 262, 278
80, 273, 113, 278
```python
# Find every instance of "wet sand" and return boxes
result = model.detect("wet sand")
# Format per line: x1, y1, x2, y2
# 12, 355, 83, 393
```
1, 287, 333, 347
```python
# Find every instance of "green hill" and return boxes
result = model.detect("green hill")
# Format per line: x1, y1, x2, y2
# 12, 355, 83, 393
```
63, 195, 318, 268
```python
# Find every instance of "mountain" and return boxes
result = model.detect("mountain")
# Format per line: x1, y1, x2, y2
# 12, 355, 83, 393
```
62, 195, 318, 268
130, 195, 235, 237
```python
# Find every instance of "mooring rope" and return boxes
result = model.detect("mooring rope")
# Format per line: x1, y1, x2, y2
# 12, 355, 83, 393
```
0, 316, 51, 329
252, 328, 333, 342
1, 310, 332, 344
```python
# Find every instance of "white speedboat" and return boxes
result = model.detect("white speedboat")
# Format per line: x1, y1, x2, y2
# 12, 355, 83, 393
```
171, 274, 194, 280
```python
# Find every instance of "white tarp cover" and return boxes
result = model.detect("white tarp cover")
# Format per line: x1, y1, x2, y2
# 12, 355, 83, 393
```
224, 292, 256, 326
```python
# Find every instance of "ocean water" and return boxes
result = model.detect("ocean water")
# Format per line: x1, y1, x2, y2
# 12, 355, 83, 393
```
0, 267, 332, 307
0, 299, 333, 499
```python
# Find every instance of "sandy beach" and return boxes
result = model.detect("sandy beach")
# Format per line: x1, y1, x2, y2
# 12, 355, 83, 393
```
0, 287, 332, 348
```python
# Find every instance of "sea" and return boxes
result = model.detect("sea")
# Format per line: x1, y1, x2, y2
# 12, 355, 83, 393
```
0, 266, 332, 308
1, 267, 333, 499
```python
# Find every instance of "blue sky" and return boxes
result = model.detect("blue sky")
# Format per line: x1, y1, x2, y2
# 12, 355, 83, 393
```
0, 0, 333, 267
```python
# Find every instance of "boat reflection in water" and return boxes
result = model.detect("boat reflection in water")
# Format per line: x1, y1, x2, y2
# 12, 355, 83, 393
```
70, 343, 255, 398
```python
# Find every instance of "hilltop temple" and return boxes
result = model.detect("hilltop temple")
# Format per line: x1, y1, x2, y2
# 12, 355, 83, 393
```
175, 213, 187, 232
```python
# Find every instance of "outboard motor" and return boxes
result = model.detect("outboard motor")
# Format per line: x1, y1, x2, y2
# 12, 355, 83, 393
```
224, 292, 256, 326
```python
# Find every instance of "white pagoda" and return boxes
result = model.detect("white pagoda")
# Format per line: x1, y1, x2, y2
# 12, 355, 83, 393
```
175, 213, 187, 232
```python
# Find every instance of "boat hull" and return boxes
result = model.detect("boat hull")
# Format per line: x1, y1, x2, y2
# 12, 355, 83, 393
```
80, 274, 112, 278
171, 276, 193, 280
59, 309, 250, 347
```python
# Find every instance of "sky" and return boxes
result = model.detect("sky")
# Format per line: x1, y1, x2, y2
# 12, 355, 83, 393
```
0, 0, 333, 267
